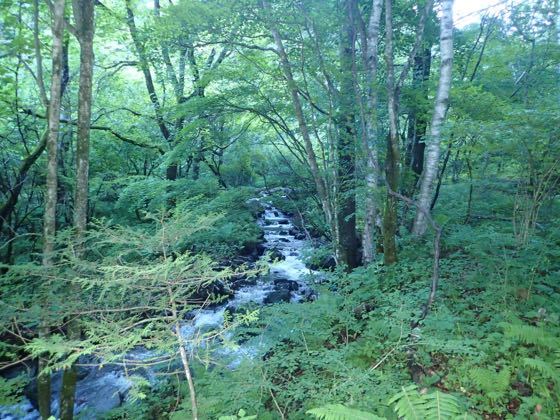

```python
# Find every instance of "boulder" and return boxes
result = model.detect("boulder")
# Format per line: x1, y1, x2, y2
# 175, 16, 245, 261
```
256, 243, 267, 255
230, 273, 258, 289
273, 279, 299, 291
263, 289, 292, 304
277, 219, 290, 225
308, 255, 336, 271
189, 281, 233, 306
267, 248, 285, 261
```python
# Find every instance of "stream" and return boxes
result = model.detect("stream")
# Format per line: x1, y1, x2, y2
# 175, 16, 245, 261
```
0, 195, 316, 419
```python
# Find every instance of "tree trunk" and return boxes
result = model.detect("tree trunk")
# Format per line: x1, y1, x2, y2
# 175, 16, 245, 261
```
260, 0, 334, 236
406, 47, 432, 183
168, 287, 198, 420
412, 0, 454, 235
355, 0, 383, 264
39, 0, 66, 417
0, 132, 47, 234
336, 0, 359, 269
383, 0, 400, 265
124, 0, 177, 180
59, 1, 95, 419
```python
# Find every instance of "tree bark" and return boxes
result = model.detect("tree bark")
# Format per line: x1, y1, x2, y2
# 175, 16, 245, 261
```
59, 1, 95, 419
405, 47, 432, 183
383, 0, 400, 265
0, 132, 47, 234
336, 0, 359, 269
168, 286, 198, 420
39, 0, 66, 417
355, 0, 383, 264
412, 0, 454, 235
260, 0, 334, 236
124, 0, 177, 180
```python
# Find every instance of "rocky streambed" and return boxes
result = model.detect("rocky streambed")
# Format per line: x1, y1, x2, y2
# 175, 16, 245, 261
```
0, 195, 318, 419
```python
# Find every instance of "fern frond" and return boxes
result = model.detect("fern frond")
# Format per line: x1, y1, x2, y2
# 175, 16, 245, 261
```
470, 367, 510, 402
388, 385, 466, 420
522, 358, 560, 382
553, 350, 560, 370
423, 391, 463, 420
501, 323, 559, 349
388, 385, 425, 420
306, 404, 383, 420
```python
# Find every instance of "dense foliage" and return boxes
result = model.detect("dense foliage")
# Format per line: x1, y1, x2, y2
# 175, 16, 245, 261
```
0, 0, 559, 419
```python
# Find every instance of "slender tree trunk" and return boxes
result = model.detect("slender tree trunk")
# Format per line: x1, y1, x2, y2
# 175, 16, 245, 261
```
412, 0, 454, 235
406, 47, 432, 184
356, 0, 383, 264
0, 0, 50, 234
0, 132, 47, 234
336, 0, 359, 269
383, 0, 400, 265
260, 0, 334, 236
59, 2, 95, 419
168, 287, 198, 420
39, 0, 66, 417
430, 138, 453, 210
464, 153, 474, 224
124, 0, 177, 180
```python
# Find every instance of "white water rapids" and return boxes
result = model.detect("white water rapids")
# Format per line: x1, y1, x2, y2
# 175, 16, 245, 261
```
1, 197, 316, 419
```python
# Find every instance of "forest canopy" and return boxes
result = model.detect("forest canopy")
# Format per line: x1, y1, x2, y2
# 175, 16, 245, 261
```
0, 0, 559, 419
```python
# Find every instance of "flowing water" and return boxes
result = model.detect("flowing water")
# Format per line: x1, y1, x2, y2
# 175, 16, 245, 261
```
0, 196, 315, 419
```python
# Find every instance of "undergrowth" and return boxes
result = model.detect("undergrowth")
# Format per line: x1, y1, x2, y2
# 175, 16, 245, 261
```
105, 183, 559, 419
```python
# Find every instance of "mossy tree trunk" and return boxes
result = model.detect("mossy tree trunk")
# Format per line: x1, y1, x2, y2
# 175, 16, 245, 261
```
39, 0, 66, 417
336, 0, 360, 269
383, 0, 399, 265
59, 1, 95, 419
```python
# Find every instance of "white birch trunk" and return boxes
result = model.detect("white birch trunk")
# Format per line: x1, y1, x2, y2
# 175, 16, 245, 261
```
412, 0, 454, 235
361, 0, 383, 264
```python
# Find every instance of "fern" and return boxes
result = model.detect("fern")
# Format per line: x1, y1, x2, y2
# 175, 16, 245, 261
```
501, 322, 559, 349
388, 384, 466, 420
388, 385, 425, 420
470, 367, 510, 402
522, 358, 560, 383
307, 404, 383, 420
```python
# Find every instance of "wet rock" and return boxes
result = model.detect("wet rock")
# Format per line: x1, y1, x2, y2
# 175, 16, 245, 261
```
267, 248, 285, 261
277, 219, 290, 225
302, 288, 317, 302
256, 243, 267, 255
189, 281, 233, 306
307, 255, 336, 271
273, 279, 299, 291
264, 289, 292, 304
278, 237, 290, 243
294, 233, 306, 240
230, 273, 258, 289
